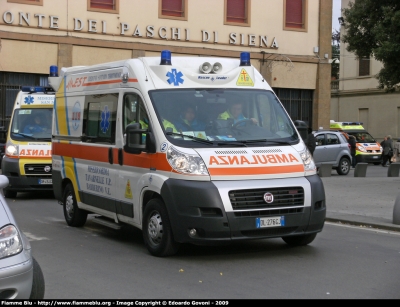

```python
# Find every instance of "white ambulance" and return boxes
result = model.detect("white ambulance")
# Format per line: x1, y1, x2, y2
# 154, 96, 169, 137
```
49, 51, 326, 257
2, 86, 54, 198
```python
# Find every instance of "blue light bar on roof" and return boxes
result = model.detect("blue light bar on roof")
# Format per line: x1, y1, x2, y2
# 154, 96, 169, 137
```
343, 122, 363, 125
160, 50, 172, 65
21, 86, 53, 93
240, 52, 251, 66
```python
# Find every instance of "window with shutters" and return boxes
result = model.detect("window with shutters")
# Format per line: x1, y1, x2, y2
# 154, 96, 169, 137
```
88, 0, 119, 14
358, 57, 370, 76
224, 0, 251, 26
159, 0, 188, 21
284, 0, 307, 31
8, 0, 43, 5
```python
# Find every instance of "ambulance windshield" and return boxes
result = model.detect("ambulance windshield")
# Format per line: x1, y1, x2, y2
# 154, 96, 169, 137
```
9, 108, 53, 141
348, 132, 376, 143
149, 89, 298, 147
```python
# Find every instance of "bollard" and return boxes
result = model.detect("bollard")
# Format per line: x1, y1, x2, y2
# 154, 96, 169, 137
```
318, 163, 333, 177
387, 162, 400, 177
354, 162, 368, 177
393, 192, 400, 225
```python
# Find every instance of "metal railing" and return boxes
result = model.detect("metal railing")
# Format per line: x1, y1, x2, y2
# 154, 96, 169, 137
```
331, 80, 339, 90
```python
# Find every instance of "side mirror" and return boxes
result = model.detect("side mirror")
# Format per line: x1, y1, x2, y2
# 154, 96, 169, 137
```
294, 120, 308, 140
124, 123, 147, 155
123, 123, 156, 154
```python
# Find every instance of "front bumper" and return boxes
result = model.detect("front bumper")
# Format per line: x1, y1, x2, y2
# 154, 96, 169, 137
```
160, 175, 326, 244
356, 153, 382, 163
1, 156, 52, 192
0, 255, 33, 299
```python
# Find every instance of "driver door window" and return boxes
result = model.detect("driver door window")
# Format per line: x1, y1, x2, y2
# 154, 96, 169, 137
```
316, 134, 325, 146
123, 93, 148, 130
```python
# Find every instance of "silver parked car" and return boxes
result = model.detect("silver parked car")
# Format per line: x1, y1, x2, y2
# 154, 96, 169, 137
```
0, 175, 45, 299
313, 130, 352, 175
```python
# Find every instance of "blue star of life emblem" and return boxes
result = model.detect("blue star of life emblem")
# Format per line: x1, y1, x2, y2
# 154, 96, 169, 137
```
166, 69, 184, 86
24, 96, 34, 105
100, 105, 111, 133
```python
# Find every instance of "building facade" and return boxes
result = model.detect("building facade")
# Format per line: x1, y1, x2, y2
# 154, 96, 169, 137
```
331, 0, 400, 141
0, 0, 332, 130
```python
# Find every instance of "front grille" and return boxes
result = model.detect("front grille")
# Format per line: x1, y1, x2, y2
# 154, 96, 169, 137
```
24, 164, 52, 176
234, 207, 303, 217
229, 187, 304, 210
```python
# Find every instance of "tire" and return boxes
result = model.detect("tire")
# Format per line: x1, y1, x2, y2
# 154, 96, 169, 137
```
142, 198, 180, 257
336, 157, 350, 175
282, 233, 317, 246
29, 257, 45, 299
4, 189, 17, 198
63, 183, 87, 227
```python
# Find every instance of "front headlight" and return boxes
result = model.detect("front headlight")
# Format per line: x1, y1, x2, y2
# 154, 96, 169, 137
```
167, 146, 209, 175
298, 147, 316, 174
0, 225, 23, 259
357, 144, 367, 152
6, 143, 18, 156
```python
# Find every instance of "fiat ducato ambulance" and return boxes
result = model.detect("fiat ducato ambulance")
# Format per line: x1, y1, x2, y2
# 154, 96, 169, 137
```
330, 120, 382, 165
1, 86, 54, 198
49, 51, 326, 257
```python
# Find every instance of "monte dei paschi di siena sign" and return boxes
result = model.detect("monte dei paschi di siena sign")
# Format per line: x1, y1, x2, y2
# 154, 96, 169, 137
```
2, 11, 279, 49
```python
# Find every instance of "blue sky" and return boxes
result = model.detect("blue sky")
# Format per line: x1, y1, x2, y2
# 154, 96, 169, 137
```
332, 0, 342, 32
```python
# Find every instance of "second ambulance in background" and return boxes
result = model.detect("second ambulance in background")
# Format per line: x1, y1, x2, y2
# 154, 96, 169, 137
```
1, 86, 54, 198
330, 120, 382, 165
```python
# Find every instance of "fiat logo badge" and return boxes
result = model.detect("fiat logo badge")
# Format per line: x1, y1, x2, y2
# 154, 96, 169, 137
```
263, 192, 274, 203
44, 166, 51, 173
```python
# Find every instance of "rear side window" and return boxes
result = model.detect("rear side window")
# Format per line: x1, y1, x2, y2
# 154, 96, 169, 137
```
82, 93, 118, 144
326, 133, 340, 145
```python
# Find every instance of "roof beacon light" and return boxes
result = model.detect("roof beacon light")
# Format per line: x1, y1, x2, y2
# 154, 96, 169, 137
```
21, 86, 44, 93
160, 50, 172, 65
240, 52, 251, 66
50, 65, 58, 77
21, 86, 54, 93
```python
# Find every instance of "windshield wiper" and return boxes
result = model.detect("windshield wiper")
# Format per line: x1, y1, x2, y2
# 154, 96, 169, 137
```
243, 139, 293, 145
11, 132, 38, 140
216, 141, 247, 147
166, 132, 214, 145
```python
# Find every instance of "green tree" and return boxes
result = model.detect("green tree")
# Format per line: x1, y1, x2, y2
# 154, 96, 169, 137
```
342, 0, 400, 91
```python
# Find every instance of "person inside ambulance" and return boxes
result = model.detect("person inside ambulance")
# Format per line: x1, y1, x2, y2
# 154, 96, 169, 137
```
218, 99, 258, 125
23, 115, 47, 134
174, 105, 206, 132
129, 110, 178, 133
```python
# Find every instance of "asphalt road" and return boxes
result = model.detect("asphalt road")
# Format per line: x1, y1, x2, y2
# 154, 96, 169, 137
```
6, 189, 400, 300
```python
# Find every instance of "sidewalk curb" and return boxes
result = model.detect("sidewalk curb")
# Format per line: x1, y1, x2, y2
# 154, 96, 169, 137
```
325, 217, 400, 233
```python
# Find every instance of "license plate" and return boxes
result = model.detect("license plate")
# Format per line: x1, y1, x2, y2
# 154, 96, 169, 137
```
38, 179, 52, 185
373, 156, 379, 159
256, 216, 285, 228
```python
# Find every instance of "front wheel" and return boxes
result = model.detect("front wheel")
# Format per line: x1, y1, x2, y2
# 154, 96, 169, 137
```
336, 157, 350, 175
63, 183, 87, 227
142, 198, 180, 257
29, 257, 45, 299
282, 233, 317, 246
